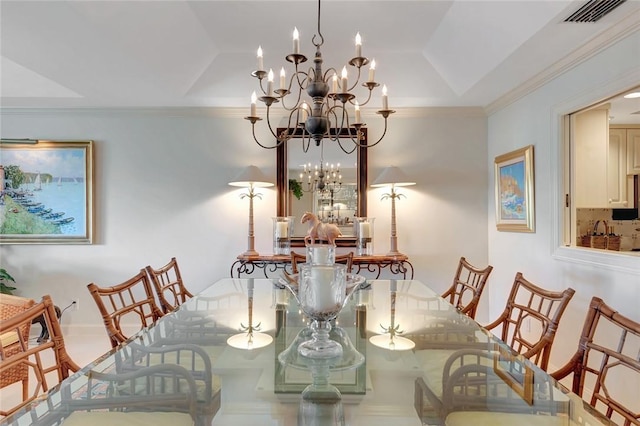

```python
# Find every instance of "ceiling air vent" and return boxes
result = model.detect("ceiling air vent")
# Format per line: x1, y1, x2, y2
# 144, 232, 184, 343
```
564, 0, 626, 22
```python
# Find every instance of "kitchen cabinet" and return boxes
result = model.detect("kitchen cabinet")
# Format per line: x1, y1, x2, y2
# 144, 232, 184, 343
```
608, 128, 633, 207
574, 108, 634, 208
626, 127, 640, 174
574, 106, 609, 208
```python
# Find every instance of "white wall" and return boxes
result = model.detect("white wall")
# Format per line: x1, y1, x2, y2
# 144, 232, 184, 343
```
0, 107, 488, 339
487, 29, 640, 377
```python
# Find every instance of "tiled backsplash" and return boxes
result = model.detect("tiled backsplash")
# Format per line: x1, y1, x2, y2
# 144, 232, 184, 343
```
576, 208, 640, 251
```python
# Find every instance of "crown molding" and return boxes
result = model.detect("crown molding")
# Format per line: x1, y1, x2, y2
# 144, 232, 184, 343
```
0, 106, 486, 119
486, 9, 640, 116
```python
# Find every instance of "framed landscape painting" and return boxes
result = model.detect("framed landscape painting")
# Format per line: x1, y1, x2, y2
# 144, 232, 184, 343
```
0, 140, 94, 244
494, 145, 535, 232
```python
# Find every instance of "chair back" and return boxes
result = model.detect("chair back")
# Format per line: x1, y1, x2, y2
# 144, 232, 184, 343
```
0, 295, 80, 417
87, 269, 164, 348
441, 257, 493, 319
146, 257, 193, 313
290, 251, 354, 274
552, 297, 640, 425
0, 294, 35, 401
484, 272, 574, 371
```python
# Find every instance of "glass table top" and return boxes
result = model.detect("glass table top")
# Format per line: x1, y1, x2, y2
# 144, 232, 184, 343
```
2, 278, 614, 426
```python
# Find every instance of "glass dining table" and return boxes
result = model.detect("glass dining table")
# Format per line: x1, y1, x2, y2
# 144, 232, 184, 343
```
2, 278, 613, 426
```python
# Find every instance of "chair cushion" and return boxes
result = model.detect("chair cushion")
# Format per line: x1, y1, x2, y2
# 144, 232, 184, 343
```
0, 331, 19, 347
446, 412, 575, 426
62, 411, 193, 426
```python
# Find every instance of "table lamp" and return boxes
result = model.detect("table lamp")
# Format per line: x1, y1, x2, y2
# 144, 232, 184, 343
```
371, 166, 416, 256
229, 165, 273, 256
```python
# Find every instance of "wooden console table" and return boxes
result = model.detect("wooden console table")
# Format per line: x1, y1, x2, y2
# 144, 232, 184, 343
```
230, 253, 414, 279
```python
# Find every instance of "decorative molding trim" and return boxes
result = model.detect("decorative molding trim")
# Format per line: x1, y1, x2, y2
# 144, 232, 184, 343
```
487, 8, 640, 115
0, 106, 486, 119
553, 246, 640, 275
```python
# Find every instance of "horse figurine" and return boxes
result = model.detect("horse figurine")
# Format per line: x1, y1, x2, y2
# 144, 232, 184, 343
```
301, 211, 342, 246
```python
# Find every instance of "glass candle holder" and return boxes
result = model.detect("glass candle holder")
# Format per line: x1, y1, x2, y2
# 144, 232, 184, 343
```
355, 217, 374, 256
273, 216, 293, 255
306, 244, 336, 265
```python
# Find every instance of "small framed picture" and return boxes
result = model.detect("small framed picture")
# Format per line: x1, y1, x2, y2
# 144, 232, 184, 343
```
1, 140, 94, 244
494, 145, 535, 232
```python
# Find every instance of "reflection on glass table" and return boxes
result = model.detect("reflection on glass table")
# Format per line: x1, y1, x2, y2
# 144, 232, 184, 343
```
2, 279, 615, 426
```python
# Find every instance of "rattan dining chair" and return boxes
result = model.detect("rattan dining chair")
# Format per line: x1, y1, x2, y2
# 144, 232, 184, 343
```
146, 257, 193, 314
27, 364, 200, 426
0, 294, 36, 408
551, 297, 640, 425
290, 250, 354, 273
441, 257, 493, 320
413, 272, 574, 422
484, 272, 575, 371
0, 295, 80, 418
87, 269, 164, 348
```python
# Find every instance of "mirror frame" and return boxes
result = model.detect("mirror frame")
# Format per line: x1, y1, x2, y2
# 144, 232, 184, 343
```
277, 127, 368, 247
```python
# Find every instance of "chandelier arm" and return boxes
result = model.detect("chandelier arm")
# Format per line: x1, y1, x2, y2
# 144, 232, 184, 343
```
258, 78, 268, 96
336, 138, 357, 155
351, 89, 373, 107
250, 122, 282, 149
323, 67, 339, 83
347, 66, 364, 92
348, 116, 389, 148
302, 135, 311, 153
294, 68, 310, 93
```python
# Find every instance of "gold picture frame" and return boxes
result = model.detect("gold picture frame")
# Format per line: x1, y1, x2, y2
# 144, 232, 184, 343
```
494, 145, 535, 232
0, 140, 94, 244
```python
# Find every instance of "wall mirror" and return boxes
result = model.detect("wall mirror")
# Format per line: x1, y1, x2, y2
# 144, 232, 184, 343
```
276, 128, 368, 247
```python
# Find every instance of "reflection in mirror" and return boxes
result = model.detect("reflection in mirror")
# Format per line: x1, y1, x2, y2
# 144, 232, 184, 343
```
288, 141, 358, 237
276, 128, 368, 246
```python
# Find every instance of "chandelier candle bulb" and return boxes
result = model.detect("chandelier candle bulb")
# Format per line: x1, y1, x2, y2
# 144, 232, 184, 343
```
382, 85, 389, 110
355, 32, 362, 57
280, 68, 286, 90
293, 27, 300, 54
368, 59, 376, 82
250, 92, 257, 116
355, 101, 361, 123
332, 74, 338, 93
267, 69, 274, 96
257, 46, 263, 71
301, 102, 309, 122
341, 67, 348, 93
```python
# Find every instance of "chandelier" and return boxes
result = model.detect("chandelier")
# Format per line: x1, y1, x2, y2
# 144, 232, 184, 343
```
245, 0, 394, 153
299, 161, 342, 194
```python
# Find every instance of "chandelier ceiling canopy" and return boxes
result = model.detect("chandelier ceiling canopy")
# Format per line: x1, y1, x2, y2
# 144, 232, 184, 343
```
245, 0, 394, 153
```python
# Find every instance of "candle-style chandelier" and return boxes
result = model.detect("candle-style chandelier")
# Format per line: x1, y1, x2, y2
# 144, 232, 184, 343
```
245, 0, 394, 153
299, 161, 342, 194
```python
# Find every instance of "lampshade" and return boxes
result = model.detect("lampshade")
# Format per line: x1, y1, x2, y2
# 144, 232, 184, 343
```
371, 166, 416, 187
228, 165, 274, 188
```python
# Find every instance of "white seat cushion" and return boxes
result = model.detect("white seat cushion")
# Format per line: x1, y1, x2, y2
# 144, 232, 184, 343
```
446, 412, 572, 426
61, 411, 193, 426
0, 331, 19, 347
